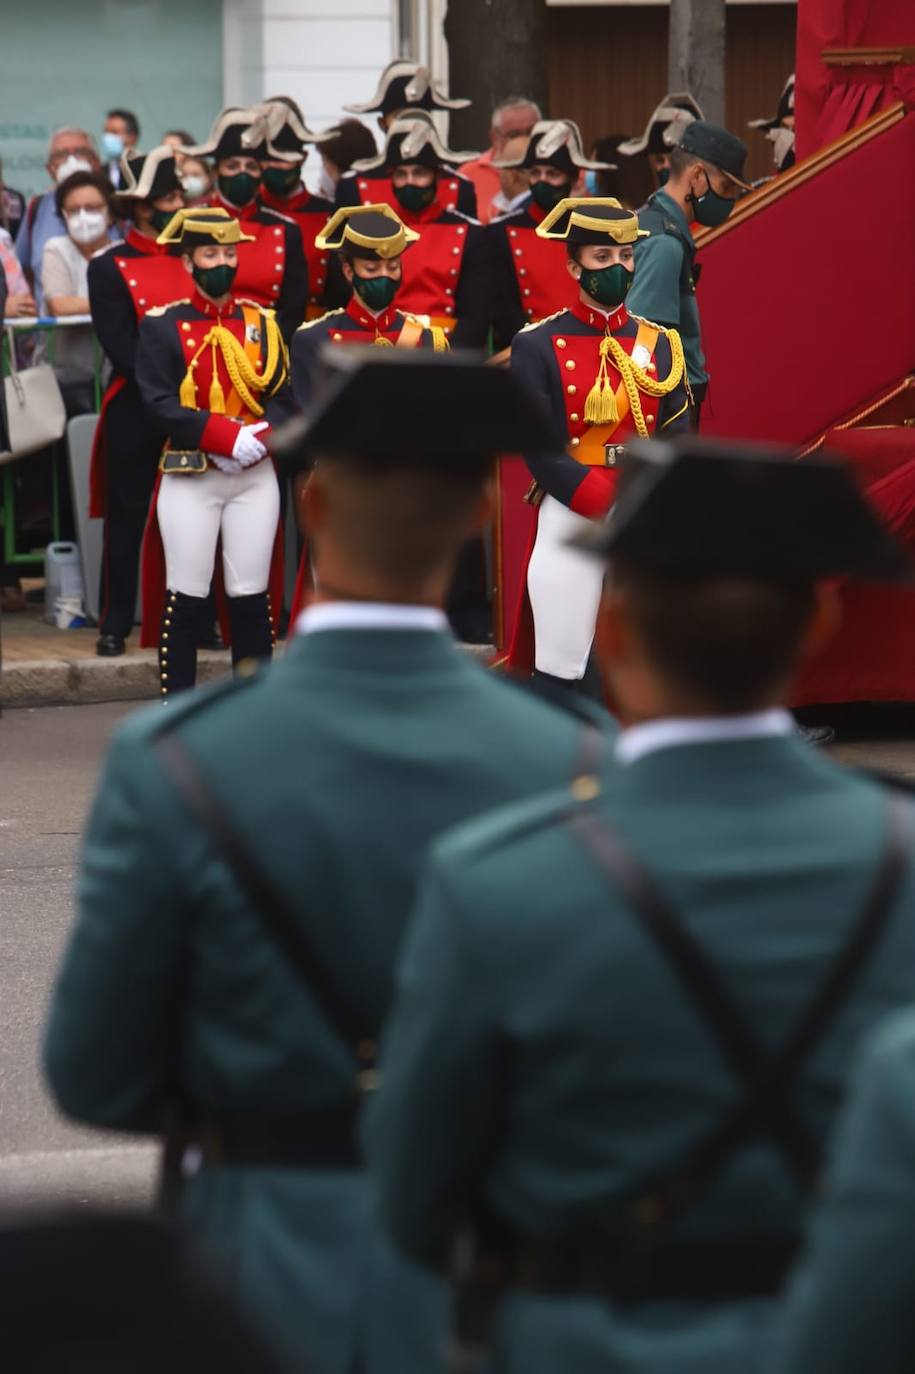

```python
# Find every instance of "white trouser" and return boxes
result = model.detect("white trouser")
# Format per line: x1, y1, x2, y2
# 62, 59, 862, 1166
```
527, 494, 607, 680
157, 459, 280, 599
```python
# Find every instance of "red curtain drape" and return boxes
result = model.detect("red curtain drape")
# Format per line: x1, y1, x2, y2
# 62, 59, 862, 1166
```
796, 0, 915, 158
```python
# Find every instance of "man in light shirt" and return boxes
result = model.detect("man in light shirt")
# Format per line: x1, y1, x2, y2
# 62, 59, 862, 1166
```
368, 435, 915, 1374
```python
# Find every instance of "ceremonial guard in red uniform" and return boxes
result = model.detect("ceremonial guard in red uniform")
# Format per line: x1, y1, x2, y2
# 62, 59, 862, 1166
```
506, 199, 691, 692
288, 203, 447, 619
135, 209, 289, 696
337, 114, 491, 347
337, 60, 476, 217
88, 146, 188, 657
490, 120, 614, 350
250, 97, 334, 319
181, 109, 308, 340
618, 92, 704, 189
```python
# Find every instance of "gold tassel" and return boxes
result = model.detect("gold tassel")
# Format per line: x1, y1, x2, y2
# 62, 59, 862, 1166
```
179, 369, 197, 409
584, 337, 619, 425
208, 333, 226, 413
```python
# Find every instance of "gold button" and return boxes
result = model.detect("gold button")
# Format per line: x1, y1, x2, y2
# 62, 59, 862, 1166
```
332, 332, 343, 341
570, 437, 580, 447
571, 774, 600, 802
567, 384, 577, 395
181, 322, 191, 332
565, 359, 575, 371
646, 414, 656, 425
556, 338, 566, 348
570, 411, 579, 421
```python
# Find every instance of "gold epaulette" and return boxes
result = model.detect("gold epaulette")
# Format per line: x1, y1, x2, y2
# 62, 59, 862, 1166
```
518, 307, 567, 336
145, 298, 190, 318
237, 297, 276, 317
295, 308, 345, 333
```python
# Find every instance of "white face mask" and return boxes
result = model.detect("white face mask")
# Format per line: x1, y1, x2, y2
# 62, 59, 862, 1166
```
67, 208, 108, 244
318, 168, 336, 202
769, 126, 795, 170
181, 174, 207, 200
55, 155, 93, 184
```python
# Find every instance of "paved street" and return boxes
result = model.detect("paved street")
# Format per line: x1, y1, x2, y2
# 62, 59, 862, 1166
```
0, 701, 156, 1211
2, 698, 915, 1218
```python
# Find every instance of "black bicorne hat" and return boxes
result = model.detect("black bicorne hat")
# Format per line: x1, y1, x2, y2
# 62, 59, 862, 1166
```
344, 60, 470, 117
272, 350, 565, 477
572, 436, 912, 584
116, 146, 182, 203
182, 109, 270, 163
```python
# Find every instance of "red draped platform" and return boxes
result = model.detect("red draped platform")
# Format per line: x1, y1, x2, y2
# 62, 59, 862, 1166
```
495, 5, 915, 705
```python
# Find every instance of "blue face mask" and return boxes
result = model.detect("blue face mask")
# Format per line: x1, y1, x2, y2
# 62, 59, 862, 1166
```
101, 130, 124, 161
584, 170, 602, 196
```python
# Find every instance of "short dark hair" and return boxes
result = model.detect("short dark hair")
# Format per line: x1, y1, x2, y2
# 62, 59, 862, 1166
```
669, 146, 702, 179
55, 169, 114, 217
319, 119, 379, 175
164, 128, 194, 146
107, 108, 140, 139
613, 567, 815, 712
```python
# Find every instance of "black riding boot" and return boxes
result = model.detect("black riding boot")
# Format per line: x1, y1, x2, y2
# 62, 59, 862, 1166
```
159, 590, 208, 700
227, 591, 274, 672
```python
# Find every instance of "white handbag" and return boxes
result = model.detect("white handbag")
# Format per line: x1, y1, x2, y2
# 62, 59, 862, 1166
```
0, 327, 67, 466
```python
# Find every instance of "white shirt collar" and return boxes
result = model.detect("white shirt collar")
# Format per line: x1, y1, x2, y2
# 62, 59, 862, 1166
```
614, 709, 794, 766
295, 602, 450, 637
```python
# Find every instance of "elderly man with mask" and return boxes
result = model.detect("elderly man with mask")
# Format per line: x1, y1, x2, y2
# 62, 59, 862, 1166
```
15, 126, 104, 308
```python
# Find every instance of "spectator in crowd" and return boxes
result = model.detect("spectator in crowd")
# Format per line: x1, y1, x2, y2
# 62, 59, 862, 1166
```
162, 128, 196, 168
15, 126, 101, 309
0, 156, 26, 242
462, 96, 542, 223
317, 118, 378, 200
0, 221, 36, 318
42, 170, 115, 416
488, 133, 530, 220
0, 263, 26, 613
179, 155, 213, 204
102, 109, 140, 189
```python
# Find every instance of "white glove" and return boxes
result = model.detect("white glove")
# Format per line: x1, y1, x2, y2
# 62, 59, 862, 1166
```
210, 453, 243, 475
232, 421, 270, 467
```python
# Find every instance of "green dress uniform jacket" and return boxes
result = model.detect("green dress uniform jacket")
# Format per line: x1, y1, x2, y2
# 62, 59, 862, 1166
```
775, 1006, 915, 1374
44, 622, 610, 1374
627, 189, 707, 393
367, 728, 915, 1374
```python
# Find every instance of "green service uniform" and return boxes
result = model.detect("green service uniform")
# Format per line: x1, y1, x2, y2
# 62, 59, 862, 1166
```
367, 724, 915, 1374
776, 1005, 915, 1374
628, 189, 707, 394
44, 620, 611, 1374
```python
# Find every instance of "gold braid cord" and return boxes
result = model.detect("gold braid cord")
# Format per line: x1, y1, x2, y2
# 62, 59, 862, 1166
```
584, 329, 685, 437
179, 313, 285, 417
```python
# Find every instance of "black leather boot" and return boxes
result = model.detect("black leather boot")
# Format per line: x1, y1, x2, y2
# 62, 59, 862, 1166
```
159, 591, 208, 700
227, 591, 274, 672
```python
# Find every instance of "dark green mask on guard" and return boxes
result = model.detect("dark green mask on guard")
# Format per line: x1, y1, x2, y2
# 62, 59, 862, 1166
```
262, 164, 301, 196
193, 262, 237, 300
530, 178, 572, 212
394, 181, 436, 214
149, 207, 176, 233
580, 262, 633, 309
352, 272, 400, 312
218, 171, 261, 207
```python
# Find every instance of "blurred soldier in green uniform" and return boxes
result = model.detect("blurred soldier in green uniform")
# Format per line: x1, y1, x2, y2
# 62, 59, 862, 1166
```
367, 437, 915, 1374
777, 1004, 915, 1373
43, 352, 611, 1374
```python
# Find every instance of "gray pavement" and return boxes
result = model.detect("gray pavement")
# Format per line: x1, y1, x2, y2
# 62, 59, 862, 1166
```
2, 698, 915, 1219
0, 702, 156, 1211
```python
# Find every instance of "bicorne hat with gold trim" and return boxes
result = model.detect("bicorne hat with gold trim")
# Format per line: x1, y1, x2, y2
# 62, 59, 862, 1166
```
352, 111, 477, 173
156, 206, 256, 249
181, 108, 274, 163
535, 197, 649, 246
315, 204, 419, 260
115, 147, 182, 203
344, 60, 470, 117
494, 120, 613, 175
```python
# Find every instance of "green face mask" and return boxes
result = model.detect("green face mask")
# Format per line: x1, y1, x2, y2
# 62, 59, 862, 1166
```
149, 206, 177, 233
193, 262, 237, 300
394, 181, 436, 214
218, 171, 261, 207
262, 164, 301, 196
580, 262, 633, 309
530, 178, 571, 212
688, 171, 736, 228
352, 270, 400, 312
